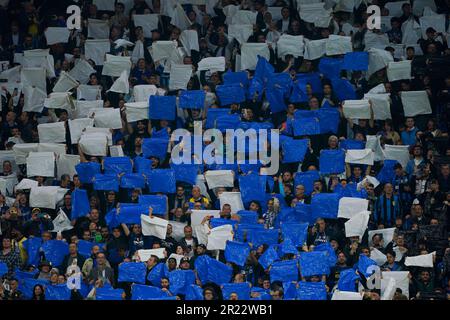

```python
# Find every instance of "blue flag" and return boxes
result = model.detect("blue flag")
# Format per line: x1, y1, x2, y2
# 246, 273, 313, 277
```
120, 173, 146, 189
149, 95, 176, 120
270, 259, 299, 283
103, 157, 133, 175
134, 156, 153, 173
116, 204, 144, 224
319, 57, 343, 80
194, 255, 232, 285
290, 79, 308, 103
236, 210, 258, 224
185, 284, 204, 300
258, 245, 280, 269
77, 240, 95, 258
295, 203, 316, 225
22, 237, 42, 267
314, 243, 338, 267
299, 251, 330, 277
45, 284, 71, 300
171, 163, 200, 185
340, 139, 365, 150
147, 262, 168, 287
138, 195, 168, 215
168, 270, 196, 295
224, 241, 250, 266
247, 77, 264, 100
223, 71, 249, 86
41, 240, 69, 267
294, 170, 320, 195
145, 169, 176, 193
75, 162, 101, 184
96, 287, 125, 300
317, 107, 340, 134
210, 218, 238, 229
296, 72, 323, 93
118, 262, 147, 284
142, 138, 169, 160
221, 282, 251, 300
342, 52, 369, 71
281, 138, 309, 163
0, 262, 7, 277
275, 208, 300, 226
254, 55, 274, 83
131, 284, 170, 300
319, 149, 345, 174
280, 238, 299, 256
19, 278, 50, 299
337, 268, 360, 292
247, 228, 279, 248
356, 254, 378, 277
234, 223, 264, 242
215, 114, 241, 132
71, 188, 90, 219
216, 84, 246, 106
239, 173, 267, 204
205, 108, 231, 129
93, 174, 119, 192
377, 159, 398, 184
266, 85, 288, 113
331, 78, 356, 101
297, 281, 327, 300
179, 90, 206, 109
292, 117, 321, 136
281, 223, 309, 246
310, 193, 340, 219
14, 268, 39, 280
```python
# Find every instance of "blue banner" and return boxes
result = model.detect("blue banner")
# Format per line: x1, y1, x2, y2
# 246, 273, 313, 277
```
254, 55, 274, 83
294, 170, 320, 195
234, 223, 264, 242
310, 193, 340, 219
131, 284, 170, 300
210, 218, 238, 229
185, 284, 204, 300
142, 138, 169, 160
171, 163, 200, 185
168, 270, 196, 295
93, 174, 119, 192
239, 173, 267, 204
337, 268, 360, 292
296, 281, 327, 300
77, 240, 94, 258
134, 156, 153, 173
317, 107, 340, 134
22, 237, 42, 267
319, 149, 345, 174
377, 159, 398, 184
41, 240, 69, 267
205, 108, 231, 129
215, 114, 241, 132
299, 251, 330, 277
149, 95, 177, 120
223, 71, 249, 86
314, 243, 337, 267
339, 139, 365, 150
103, 157, 133, 175
236, 210, 258, 224
138, 195, 167, 215
19, 278, 50, 299
258, 245, 279, 269
221, 282, 251, 300
342, 52, 369, 71
281, 223, 309, 246
194, 255, 232, 285
293, 117, 321, 136
179, 90, 206, 109
0, 262, 7, 277
116, 204, 145, 224
118, 262, 147, 284
145, 169, 176, 193
45, 284, 71, 300
72, 188, 90, 219
96, 287, 125, 300
282, 138, 309, 163
290, 79, 308, 103
296, 72, 323, 93
331, 78, 356, 101
280, 238, 299, 256
224, 241, 251, 266
270, 259, 299, 283
75, 162, 101, 184
216, 84, 246, 106
247, 228, 279, 248
147, 262, 168, 287
120, 173, 146, 189
319, 57, 343, 80
356, 254, 378, 277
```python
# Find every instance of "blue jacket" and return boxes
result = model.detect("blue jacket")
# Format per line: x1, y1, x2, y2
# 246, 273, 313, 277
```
401, 128, 418, 146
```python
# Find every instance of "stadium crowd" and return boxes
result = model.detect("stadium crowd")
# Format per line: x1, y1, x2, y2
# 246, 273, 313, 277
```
0, 0, 449, 301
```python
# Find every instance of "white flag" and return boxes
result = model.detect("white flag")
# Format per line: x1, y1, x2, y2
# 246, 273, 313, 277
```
204, 170, 234, 189
141, 214, 168, 239
338, 197, 369, 219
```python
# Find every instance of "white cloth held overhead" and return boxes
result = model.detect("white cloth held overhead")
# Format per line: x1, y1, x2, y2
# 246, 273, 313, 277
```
180, 30, 200, 53
207, 225, 234, 250
138, 248, 166, 261
56, 154, 80, 180
277, 34, 305, 58
108, 70, 130, 94
197, 57, 226, 72
37, 122, 66, 143
45, 27, 70, 45
343, 100, 371, 119
69, 59, 96, 85
204, 170, 234, 189
368, 227, 396, 248
326, 35, 352, 55
84, 40, 110, 66
345, 149, 375, 165
141, 214, 169, 239
344, 210, 370, 239
124, 102, 149, 122
219, 192, 244, 214
103, 55, 132, 78
400, 91, 432, 117
387, 60, 412, 82
133, 85, 158, 102
364, 94, 391, 120
93, 108, 123, 129
68, 118, 95, 144
133, 14, 159, 38
227, 24, 253, 45
169, 64, 193, 90
52, 209, 74, 233
240, 43, 270, 71
26, 152, 55, 177
87, 19, 110, 39
338, 197, 369, 219
53, 71, 79, 93
382, 144, 410, 168
404, 252, 435, 267
29, 186, 68, 209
